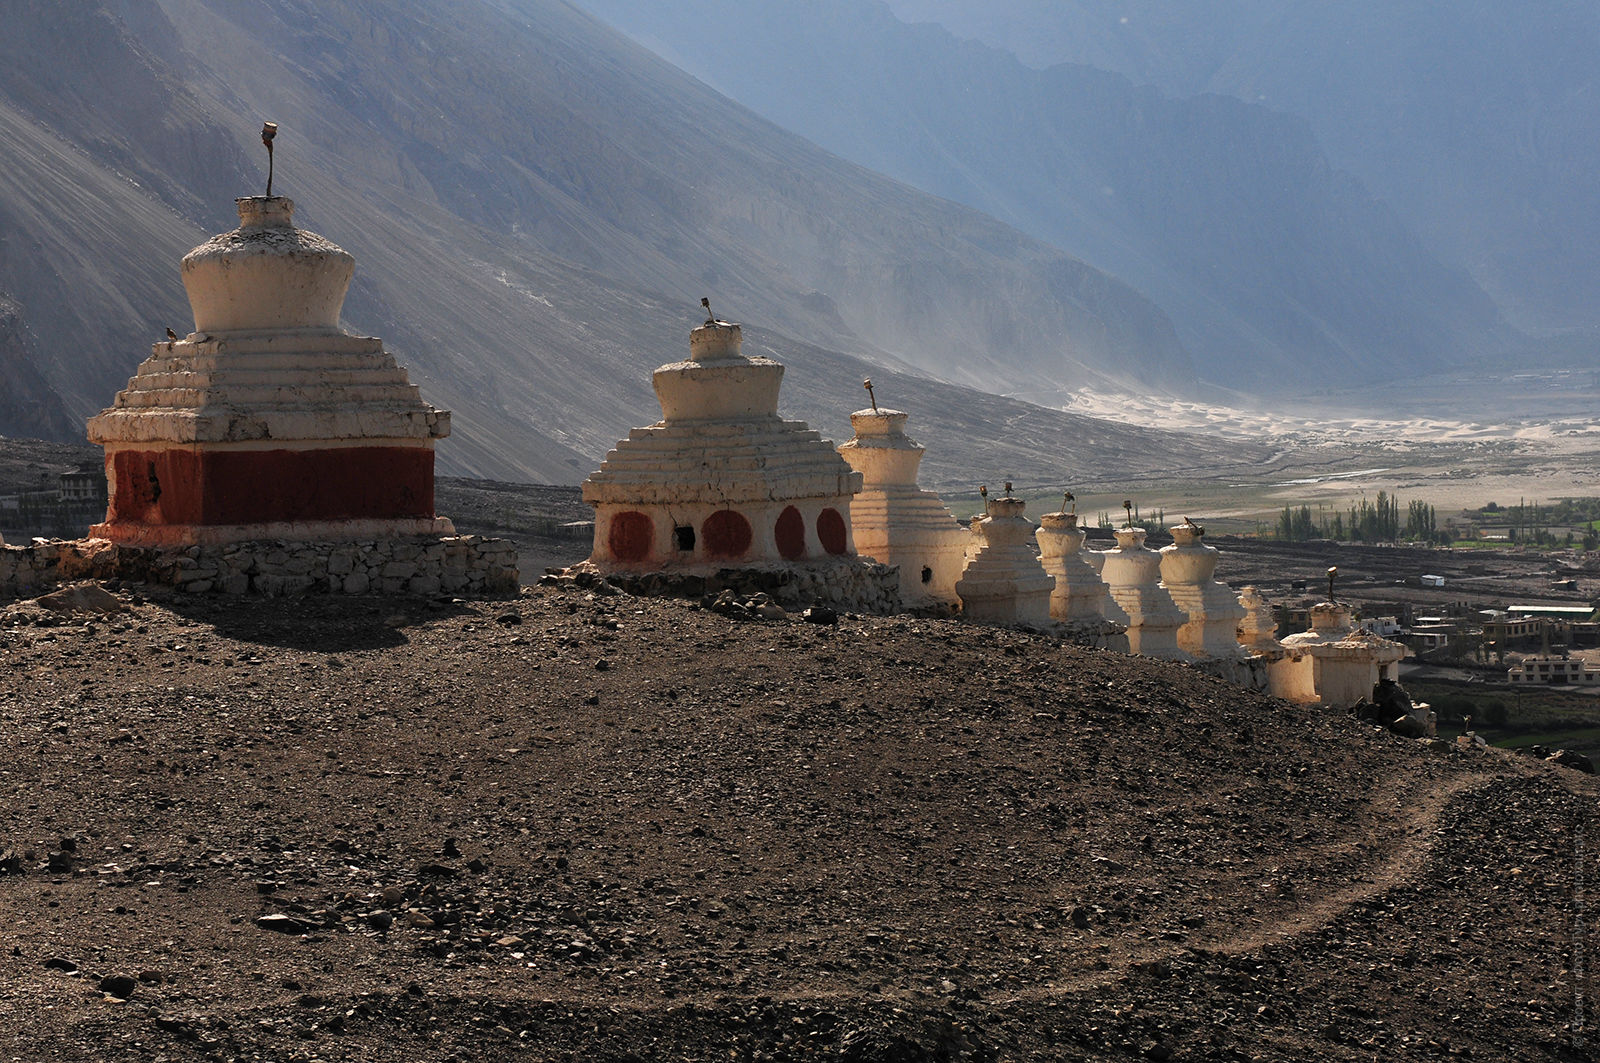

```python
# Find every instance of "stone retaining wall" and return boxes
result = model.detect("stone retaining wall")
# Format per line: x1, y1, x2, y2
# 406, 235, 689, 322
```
0, 536, 518, 600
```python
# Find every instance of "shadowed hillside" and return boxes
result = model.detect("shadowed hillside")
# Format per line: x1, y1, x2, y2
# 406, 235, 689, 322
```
0, 584, 1589, 1059
0, 0, 1208, 483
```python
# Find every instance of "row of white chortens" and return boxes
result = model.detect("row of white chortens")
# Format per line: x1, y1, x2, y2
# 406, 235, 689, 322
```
0, 170, 1412, 716
579, 318, 1413, 715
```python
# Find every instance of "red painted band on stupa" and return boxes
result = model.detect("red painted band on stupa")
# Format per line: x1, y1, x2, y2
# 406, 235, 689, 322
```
105, 447, 434, 527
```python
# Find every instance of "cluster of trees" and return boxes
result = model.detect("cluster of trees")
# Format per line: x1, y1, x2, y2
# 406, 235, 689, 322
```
1275, 492, 1445, 544
1096, 503, 1166, 534
1483, 498, 1600, 549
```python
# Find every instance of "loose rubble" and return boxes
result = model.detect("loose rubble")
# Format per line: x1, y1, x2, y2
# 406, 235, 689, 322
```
0, 582, 1591, 1061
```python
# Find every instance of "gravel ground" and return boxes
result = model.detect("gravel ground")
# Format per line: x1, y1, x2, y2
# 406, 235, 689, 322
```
0, 583, 1594, 1061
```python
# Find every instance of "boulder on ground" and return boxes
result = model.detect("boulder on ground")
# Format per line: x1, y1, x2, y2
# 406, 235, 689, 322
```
1546, 749, 1595, 774
34, 583, 124, 614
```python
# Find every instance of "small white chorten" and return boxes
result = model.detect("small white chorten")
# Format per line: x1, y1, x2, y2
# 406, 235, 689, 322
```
582, 319, 861, 571
955, 494, 1054, 624
1273, 601, 1407, 707
1159, 522, 1246, 659
87, 195, 451, 546
1036, 509, 1124, 624
1099, 526, 1189, 659
1236, 586, 1285, 657
837, 405, 967, 607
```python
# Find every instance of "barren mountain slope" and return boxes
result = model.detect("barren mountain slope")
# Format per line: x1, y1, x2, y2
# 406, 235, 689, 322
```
571, 0, 1511, 393
893, 0, 1600, 335
0, 0, 1199, 482
0, 585, 1588, 1060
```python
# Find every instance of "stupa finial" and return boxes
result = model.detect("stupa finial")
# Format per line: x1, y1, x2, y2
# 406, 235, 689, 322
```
863, 378, 877, 412
1327, 565, 1339, 602
261, 122, 279, 197
1122, 499, 1134, 527
1063, 490, 1075, 516
700, 296, 714, 324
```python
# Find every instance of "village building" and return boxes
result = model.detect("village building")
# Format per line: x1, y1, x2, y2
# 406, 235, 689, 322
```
87, 194, 452, 546
581, 317, 862, 573
954, 493, 1053, 625
836, 403, 968, 608
1506, 656, 1600, 685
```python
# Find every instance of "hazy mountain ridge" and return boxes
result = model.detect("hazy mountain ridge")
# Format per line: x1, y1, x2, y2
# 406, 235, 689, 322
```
571, 0, 1511, 395
0, 0, 1217, 482
889, 0, 1600, 338
0, 295, 76, 442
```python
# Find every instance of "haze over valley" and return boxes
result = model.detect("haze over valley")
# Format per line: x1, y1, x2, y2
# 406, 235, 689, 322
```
0, 0, 1591, 500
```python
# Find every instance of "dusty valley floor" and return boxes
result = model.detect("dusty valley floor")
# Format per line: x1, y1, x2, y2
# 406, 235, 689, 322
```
0, 583, 1594, 1061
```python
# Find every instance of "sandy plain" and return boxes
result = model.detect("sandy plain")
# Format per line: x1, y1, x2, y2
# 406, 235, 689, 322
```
1033, 369, 1600, 531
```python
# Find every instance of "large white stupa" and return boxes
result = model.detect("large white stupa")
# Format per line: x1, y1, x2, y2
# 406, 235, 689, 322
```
581, 317, 862, 572
87, 194, 451, 546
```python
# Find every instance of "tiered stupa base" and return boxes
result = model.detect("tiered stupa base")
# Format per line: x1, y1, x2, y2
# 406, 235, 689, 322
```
1100, 526, 1190, 661
956, 496, 1054, 625
91, 440, 450, 547
837, 407, 968, 609
586, 420, 858, 571
848, 488, 970, 608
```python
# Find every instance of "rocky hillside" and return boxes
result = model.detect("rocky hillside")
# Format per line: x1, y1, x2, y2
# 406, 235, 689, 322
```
0, 582, 1590, 1060
0, 298, 75, 441
0, 0, 1199, 481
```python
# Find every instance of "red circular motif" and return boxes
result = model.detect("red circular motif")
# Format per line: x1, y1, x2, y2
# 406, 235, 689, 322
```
775, 505, 806, 560
816, 507, 848, 556
607, 510, 653, 562
702, 509, 753, 559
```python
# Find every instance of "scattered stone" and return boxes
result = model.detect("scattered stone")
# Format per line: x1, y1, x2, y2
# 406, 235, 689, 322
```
417, 862, 458, 878
41, 957, 78, 973
97, 974, 137, 999
254, 913, 308, 935
1547, 749, 1594, 774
